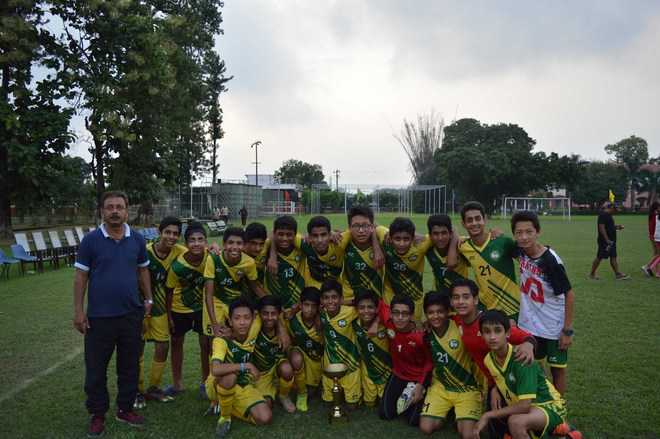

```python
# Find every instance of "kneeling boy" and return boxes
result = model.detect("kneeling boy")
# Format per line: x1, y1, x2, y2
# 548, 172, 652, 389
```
420, 292, 481, 438
207, 298, 271, 438
476, 310, 581, 439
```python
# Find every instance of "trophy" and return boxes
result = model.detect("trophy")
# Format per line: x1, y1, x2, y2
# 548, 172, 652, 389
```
323, 363, 349, 423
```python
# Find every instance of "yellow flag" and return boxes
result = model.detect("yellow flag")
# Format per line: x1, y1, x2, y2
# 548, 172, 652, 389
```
608, 190, 615, 203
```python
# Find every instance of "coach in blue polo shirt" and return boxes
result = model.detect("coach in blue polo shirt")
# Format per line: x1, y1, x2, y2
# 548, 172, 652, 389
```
73, 191, 154, 437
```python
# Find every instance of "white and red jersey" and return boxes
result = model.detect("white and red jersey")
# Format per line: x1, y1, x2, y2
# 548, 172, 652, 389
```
654, 214, 660, 242
517, 247, 572, 340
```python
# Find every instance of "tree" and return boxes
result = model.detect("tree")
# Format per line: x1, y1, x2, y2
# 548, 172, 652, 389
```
274, 159, 325, 187
203, 50, 232, 184
433, 118, 541, 211
1, 0, 74, 236
605, 135, 649, 175
395, 112, 444, 184
571, 161, 628, 208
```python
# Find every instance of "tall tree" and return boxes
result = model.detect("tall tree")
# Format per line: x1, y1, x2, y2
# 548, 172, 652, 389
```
274, 159, 325, 187
1, 0, 74, 236
572, 161, 628, 208
605, 135, 649, 207
434, 118, 540, 210
395, 112, 444, 184
203, 50, 232, 184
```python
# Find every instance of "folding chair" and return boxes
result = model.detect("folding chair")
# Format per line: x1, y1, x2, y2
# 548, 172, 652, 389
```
11, 244, 38, 275
64, 229, 78, 263
49, 230, 70, 267
32, 231, 56, 271
75, 226, 85, 243
0, 249, 20, 279
14, 232, 33, 255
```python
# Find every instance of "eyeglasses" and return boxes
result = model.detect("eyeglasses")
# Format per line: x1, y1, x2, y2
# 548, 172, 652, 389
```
350, 223, 373, 231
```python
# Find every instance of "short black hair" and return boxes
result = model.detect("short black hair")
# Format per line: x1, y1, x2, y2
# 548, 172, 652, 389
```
257, 295, 282, 312
479, 309, 510, 332
229, 297, 253, 317
245, 222, 267, 241
511, 210, 540, 233
389, 217, 415, 237
184, 221, 207, 242
320, 279, 343, 297
390, 294, 414, 314
348, 205, 374, 225
274, 215, 297, 233
427, 214, 452, 234
355, 290, 379, 308
423, 291, 451, 312
223, 226, 245, 243
300, 287, 321, 305
450, 278, 479, 297
159, 216, 182, 233
460, 201, 486, 221
307, 216, 331, 234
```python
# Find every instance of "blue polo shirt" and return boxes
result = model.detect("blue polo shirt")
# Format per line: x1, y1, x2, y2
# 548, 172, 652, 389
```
75, 223, 149, 318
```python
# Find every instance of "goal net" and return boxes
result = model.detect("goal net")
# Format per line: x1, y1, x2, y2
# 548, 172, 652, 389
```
502, 197, 571, 220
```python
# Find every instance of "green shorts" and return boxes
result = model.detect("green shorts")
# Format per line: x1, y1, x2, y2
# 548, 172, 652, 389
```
535, 337, 567, 368
531, 400, 567, 438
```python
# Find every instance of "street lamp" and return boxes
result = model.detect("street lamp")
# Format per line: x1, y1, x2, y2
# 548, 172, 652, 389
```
251, 141, 262, 186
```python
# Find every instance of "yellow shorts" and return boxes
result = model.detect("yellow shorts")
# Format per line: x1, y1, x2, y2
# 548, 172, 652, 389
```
143, 314, 170, 342
421, 381, 482, 421
321, 367, 361, 404
255, 365, 279, 400
202, 300, 229, 337
298, 349, 322, 387
205, 375, 265, 422
360, 363, 387, 404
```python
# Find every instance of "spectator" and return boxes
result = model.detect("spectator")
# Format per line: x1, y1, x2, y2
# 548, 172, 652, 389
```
239, 206, 248, 227
589, 201, 629, 280
642, 201, 660, 277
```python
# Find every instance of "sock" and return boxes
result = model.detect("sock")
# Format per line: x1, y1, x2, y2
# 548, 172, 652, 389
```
294, 367, 307, 396
138, 354, 145, 393
279, 376, 294, 398
649, 255, 660, 270
218, 385, 236, 420
149, 360, 167, 389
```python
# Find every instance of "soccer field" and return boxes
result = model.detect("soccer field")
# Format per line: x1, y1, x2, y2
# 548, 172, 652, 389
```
1, 213, 658, 439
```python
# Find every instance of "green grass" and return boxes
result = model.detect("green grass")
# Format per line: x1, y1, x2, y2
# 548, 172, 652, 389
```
1, 213, 658, 439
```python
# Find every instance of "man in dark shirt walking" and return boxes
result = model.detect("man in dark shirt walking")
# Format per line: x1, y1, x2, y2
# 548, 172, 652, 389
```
589, 202, 629, 280
73, 191, 154, 436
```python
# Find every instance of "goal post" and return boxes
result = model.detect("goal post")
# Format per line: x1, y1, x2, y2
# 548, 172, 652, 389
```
502, 197, 571, 220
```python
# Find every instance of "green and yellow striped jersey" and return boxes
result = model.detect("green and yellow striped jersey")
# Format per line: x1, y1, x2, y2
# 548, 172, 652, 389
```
205, 252, 258, 306
300, 233, 349, 289
342, 226, 388, 301
264, 245, 306, 309
353, 320, 391, 384
427, 320, 480, 392
166, 250, 210, 313
425, 246, 469, 295
146, 242, 187, 316
383, 235, 433, 302
288, 311, 323, 362
252, 329, 286, 372
210, 316, 262, 387
485, 344, 564, 406
320, 305, 361, 373
459, 234, 520, 318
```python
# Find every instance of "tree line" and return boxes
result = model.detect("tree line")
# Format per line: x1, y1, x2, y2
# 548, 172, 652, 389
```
1, 0, 231, 235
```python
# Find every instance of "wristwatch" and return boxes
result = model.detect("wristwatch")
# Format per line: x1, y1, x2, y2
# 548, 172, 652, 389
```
144, 299, 154, 305
561, 328, 574, 336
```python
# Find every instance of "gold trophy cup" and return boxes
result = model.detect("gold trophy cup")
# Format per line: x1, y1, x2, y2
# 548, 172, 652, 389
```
323, 363, 349, 423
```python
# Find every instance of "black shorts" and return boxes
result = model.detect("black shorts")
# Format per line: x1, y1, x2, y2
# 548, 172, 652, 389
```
597, 241, 617, 259
171, 311, 203, 337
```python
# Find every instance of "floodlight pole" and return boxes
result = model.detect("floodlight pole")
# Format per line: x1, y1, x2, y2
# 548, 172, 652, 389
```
334, 169, 340, 191
251, 141, 262, 186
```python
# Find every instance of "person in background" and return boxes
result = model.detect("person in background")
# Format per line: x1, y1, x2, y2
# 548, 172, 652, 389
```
589, 201, 629, 280
642, 201, 660, 277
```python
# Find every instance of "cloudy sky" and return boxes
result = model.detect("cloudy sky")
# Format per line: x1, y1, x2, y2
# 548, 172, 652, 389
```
71, 0, 660, 185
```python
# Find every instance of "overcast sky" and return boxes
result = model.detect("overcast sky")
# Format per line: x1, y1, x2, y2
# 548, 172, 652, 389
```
70, 0, 660, 185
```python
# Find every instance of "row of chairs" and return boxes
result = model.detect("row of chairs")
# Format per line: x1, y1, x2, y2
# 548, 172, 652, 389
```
207, 220, 227, 236
137, 227, 159, 241
0, 226, 97, 279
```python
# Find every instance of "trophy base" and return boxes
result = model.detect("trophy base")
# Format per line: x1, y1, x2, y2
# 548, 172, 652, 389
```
328, 410, 349, 423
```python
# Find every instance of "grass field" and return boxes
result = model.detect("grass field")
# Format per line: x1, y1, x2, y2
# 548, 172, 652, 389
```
1, 213, 658, 439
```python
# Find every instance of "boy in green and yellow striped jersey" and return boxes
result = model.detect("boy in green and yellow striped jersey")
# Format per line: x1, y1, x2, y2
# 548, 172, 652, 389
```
353, 290, 391, 406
